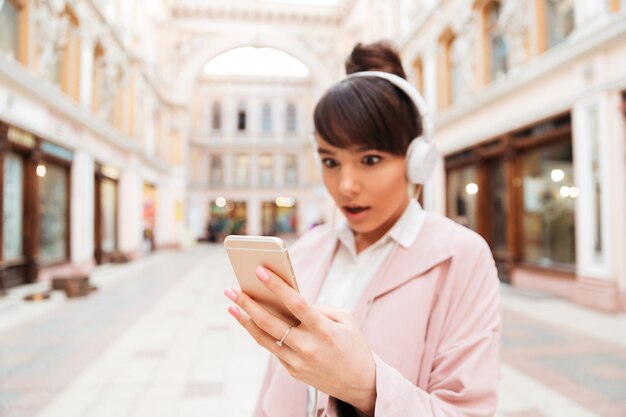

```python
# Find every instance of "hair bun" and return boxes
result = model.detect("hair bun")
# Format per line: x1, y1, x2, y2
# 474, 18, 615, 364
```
345, 41, 407, 79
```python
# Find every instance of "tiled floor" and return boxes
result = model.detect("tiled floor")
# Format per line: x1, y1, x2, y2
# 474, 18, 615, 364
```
0, 244, 624, 417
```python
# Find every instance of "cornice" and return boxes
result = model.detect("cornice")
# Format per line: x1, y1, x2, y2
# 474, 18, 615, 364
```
171, 3, 341, 26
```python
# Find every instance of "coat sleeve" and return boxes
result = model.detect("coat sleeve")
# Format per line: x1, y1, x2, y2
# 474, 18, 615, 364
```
335, 240, 501, 417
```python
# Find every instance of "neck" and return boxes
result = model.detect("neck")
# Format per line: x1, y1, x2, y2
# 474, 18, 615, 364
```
354, 197, 410, 254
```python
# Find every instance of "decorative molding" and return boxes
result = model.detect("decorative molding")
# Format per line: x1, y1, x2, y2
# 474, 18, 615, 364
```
171, 3, 341, 26
499, 0, 532, 71
436, 14, 626, 133
0, 54, 173, 173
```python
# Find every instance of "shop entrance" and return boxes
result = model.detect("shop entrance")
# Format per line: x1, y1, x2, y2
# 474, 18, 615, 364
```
261, 198, 297, 236
1, 124, 73, 289
445, 113, 575, 282
207, 200, 247, 242
94, 165, 119, 264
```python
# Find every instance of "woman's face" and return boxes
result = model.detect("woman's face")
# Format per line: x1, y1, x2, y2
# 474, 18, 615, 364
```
316, 135, 410, 240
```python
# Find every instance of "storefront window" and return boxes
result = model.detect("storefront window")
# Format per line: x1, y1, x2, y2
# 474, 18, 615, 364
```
259, 154, 273, 187
3, 152, 24, 260
262, 201, 297, 235
520, 141, 575, 267
39, 164, 69, 263
488, 159, 508, 253
211, 201, 247, 236
446, 166, 479, 231
143, 183, 157, 252
545, 0, 575, 48
0, 1, 19, 58
586, 104, 604, 261
100, 178, 117, 253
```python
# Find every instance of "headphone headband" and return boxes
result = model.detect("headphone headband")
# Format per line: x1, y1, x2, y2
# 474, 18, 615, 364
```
345, 71, 433, 142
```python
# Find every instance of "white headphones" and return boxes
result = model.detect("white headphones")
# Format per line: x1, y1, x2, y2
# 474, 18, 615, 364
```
345, 71, 438, 185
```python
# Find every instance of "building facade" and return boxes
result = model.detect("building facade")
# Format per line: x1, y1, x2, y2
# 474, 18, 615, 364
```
1, 0, 624, 312
395, 0, 626, 312
187, 73, 326, 239
0, 0, 186, 290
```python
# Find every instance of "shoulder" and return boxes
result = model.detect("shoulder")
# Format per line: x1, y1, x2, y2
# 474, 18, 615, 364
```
421, 212, 493, 264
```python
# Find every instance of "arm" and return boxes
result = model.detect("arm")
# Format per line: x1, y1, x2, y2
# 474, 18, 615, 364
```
333, 243, 501, 417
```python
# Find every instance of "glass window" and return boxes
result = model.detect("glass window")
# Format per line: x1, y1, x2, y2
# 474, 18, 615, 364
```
39, 163, 69, 263
0, 1, 19, 58
587, 105, 603, 261
210, 155, 223, 187
237, 103, 246, 131
100, 178, 117, 253
234, 154, 250, 187
261, 102, 272, 133
259, 154, 273, 187
262, 201, 297, 235
520, 141, 575, 267
545, 0, 575, 48
212, 102, 222, 131
488, 159, 508, 253
285, 154, 298, 186
486, 1, 508, 81
448, 37, 462, 105
286, 103, 297, 133
446, 166, 479, 231
3, 152, 24, 261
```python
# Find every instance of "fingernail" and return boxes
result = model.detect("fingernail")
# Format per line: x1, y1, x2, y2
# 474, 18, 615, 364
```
256, 267, 270, 282
224, 288, 237, 301
228, 305, 240, 318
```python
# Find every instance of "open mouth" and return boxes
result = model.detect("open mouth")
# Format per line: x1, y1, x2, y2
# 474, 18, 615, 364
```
343, 206, 370, 214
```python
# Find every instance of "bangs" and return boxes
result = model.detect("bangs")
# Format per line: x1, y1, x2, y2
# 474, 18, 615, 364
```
313, 78, 417, 156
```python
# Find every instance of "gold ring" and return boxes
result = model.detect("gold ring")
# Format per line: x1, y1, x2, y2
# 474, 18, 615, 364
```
275, 326, 292, 347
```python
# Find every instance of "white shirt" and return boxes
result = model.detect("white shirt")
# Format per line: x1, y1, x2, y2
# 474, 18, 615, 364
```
307, 199, 426, 416
316, 199, 426, 309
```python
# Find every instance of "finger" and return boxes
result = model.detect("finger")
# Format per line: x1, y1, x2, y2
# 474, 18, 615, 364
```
256, 267, 327, 330
313, 304, 353, 323
227, 305, 298, 362
224, 287, 295, 343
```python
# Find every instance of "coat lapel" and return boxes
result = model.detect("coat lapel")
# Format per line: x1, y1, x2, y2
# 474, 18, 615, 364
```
353, 213, 453, 325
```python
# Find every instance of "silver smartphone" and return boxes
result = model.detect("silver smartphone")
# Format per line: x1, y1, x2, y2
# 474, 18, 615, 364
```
224, 235, 300, 326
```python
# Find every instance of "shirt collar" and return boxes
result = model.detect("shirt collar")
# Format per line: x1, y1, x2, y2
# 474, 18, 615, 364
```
336, 199, 425, 254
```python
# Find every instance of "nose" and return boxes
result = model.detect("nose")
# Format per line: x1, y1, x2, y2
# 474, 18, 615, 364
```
338, 166, 361, 198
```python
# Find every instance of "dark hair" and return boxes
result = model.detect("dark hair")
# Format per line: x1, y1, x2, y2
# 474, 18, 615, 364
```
313, 41, 422, 156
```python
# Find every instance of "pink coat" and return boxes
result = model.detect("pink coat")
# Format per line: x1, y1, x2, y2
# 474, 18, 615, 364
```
253, 212, 501, 417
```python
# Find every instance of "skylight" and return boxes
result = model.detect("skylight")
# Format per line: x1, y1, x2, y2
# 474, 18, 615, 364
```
203, 47, 310, 78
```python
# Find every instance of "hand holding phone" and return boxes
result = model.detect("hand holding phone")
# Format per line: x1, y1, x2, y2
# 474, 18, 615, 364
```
224, 235, 300, 326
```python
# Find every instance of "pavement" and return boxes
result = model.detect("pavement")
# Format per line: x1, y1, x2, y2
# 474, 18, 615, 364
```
0, 244, 625, 417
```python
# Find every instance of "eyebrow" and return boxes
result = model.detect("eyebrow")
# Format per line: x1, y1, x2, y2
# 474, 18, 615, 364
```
317, 145, 376, 155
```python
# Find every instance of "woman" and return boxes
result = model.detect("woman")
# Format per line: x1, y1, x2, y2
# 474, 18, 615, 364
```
223, 41, 501, 417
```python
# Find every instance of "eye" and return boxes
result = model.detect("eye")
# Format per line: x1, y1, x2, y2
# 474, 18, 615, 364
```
362, 155, 382, 166
321, 158, 338, 168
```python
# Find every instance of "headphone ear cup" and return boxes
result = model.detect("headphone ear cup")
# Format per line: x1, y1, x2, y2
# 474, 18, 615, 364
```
406, 137, 438, 184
